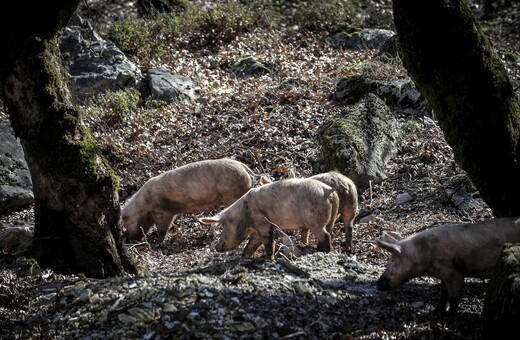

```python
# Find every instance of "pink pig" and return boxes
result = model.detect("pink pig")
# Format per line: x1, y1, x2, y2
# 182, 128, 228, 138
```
261, 171, 358, 250
121, 158, 257, 243
376, 217, 520, 312
200, 178, 340, 259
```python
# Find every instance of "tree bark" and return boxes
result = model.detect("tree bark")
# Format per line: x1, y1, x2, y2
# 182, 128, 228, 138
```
392, 0, 520, 217
0, 1, 139, 277
482, 243, 520, 337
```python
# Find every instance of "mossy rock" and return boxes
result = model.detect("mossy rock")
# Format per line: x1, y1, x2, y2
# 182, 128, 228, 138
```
316, 93, 399, 192
230, 56, 272, 79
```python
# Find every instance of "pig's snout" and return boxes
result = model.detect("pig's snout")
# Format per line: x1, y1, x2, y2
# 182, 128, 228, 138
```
215, 238, 228, 252
377, 276, 391, 291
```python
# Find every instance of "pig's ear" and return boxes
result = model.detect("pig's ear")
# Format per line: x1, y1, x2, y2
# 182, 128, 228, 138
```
376, 239, 402, 256
380, 231, 400, 243
260, 176, 272, 185
199, 216, 221, 225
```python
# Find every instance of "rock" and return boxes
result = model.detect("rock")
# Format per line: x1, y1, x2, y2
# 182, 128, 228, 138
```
334, 72, 431, 116
442, 174, 488, 210
331, 29, 396, 51
230, 56, 272, 79
395, 192, 413, 205
146, 67, 199, 103
316, 93, 399, 193
0, 224, 33, 254
0, 121, 34, 212
59, 14, 141, 102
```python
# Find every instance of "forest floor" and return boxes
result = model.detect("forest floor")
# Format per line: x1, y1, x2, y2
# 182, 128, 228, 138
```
0, 0, 519, 339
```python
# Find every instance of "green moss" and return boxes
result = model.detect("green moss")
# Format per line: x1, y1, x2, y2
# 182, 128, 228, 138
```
504, 51, 518, 62
18, 37, 120, 195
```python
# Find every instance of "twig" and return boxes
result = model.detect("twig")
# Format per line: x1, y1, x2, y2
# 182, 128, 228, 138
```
264, 216, 296, 255
280, 331, 307, 339
126, 227, 151, 250
126, 241, 150, 250
276, 258, 310, 278
368, 179, 373, 209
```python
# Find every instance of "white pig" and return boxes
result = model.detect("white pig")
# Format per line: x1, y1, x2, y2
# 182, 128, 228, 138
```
261, 171, 358, 251
376, 217, 520, 312
200, 178, 340, 259
121, 158, 258, 243
308, 171, 358, 250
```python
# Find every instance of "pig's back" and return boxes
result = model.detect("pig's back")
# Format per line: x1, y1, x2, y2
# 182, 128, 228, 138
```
416, 217, 520, 276
151, 159, 254, 211
250, 178, 336, 228
315, 171, 358, 213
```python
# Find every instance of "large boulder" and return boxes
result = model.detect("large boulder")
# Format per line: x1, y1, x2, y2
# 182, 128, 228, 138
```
146, 68, 199, 103
59, 14, 141, 102
316, 93, 399, 193
0, 121, 33, 212
334, 60, 431, 117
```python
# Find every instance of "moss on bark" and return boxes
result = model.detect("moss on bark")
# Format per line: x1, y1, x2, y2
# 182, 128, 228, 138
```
482, 243, 520, 337
1, 4, 139, 277
393, 0, 520, 217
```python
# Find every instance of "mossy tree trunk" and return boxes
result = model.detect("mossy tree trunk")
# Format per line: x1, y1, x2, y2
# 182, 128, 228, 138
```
0, 1, 139, 278
392, 0, 520, 217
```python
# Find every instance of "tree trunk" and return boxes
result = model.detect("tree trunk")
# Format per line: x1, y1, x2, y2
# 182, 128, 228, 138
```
0, 1, 139, 277
392, 0, 520, 217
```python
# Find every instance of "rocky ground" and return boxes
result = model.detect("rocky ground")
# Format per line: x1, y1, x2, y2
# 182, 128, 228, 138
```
1, 0, 518, 339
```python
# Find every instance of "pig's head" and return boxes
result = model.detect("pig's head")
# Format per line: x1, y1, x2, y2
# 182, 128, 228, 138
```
121, 202, 154, 240
376, 232, 419, 291
200, 199, 252, 252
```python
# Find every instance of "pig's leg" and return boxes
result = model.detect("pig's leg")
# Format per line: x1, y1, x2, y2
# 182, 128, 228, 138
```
242, 235, 263, 258
342, 210, 355, 251
248, 224, 275, 260
435, 274, 464, 313
261, 226, 276, 260
153, 212, 176, 243
444, 274, 465, 312
435, 280, 449, 313
301, 229, 310, 244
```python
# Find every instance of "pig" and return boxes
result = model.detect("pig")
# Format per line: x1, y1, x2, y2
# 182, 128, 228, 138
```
376, 217, 520, 313
121, 158, 258, 243
199, 178, 340, 259
308, 172, 358, 250
260, 171, 358, 251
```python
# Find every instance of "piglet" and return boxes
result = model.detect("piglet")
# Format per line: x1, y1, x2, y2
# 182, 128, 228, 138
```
376, 217, 520, 312
200, 178, 340, 259
122, 158, 257, 243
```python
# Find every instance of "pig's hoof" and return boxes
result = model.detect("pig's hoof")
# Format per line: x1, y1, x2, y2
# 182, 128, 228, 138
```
263, 255, 275, 262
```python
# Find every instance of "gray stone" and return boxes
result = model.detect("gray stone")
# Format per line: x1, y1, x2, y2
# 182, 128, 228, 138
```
147, 68, 198, 103
331, 29, 396, 51
335, 73, 431, 116
0, 121, 33, 212
0, 225, 33, 255
316, 93, 399, 193
59, 14, 141, 102
395, 192, 413, 205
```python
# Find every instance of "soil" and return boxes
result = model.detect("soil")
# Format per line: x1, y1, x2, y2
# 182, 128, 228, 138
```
0, 0, 518, 339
